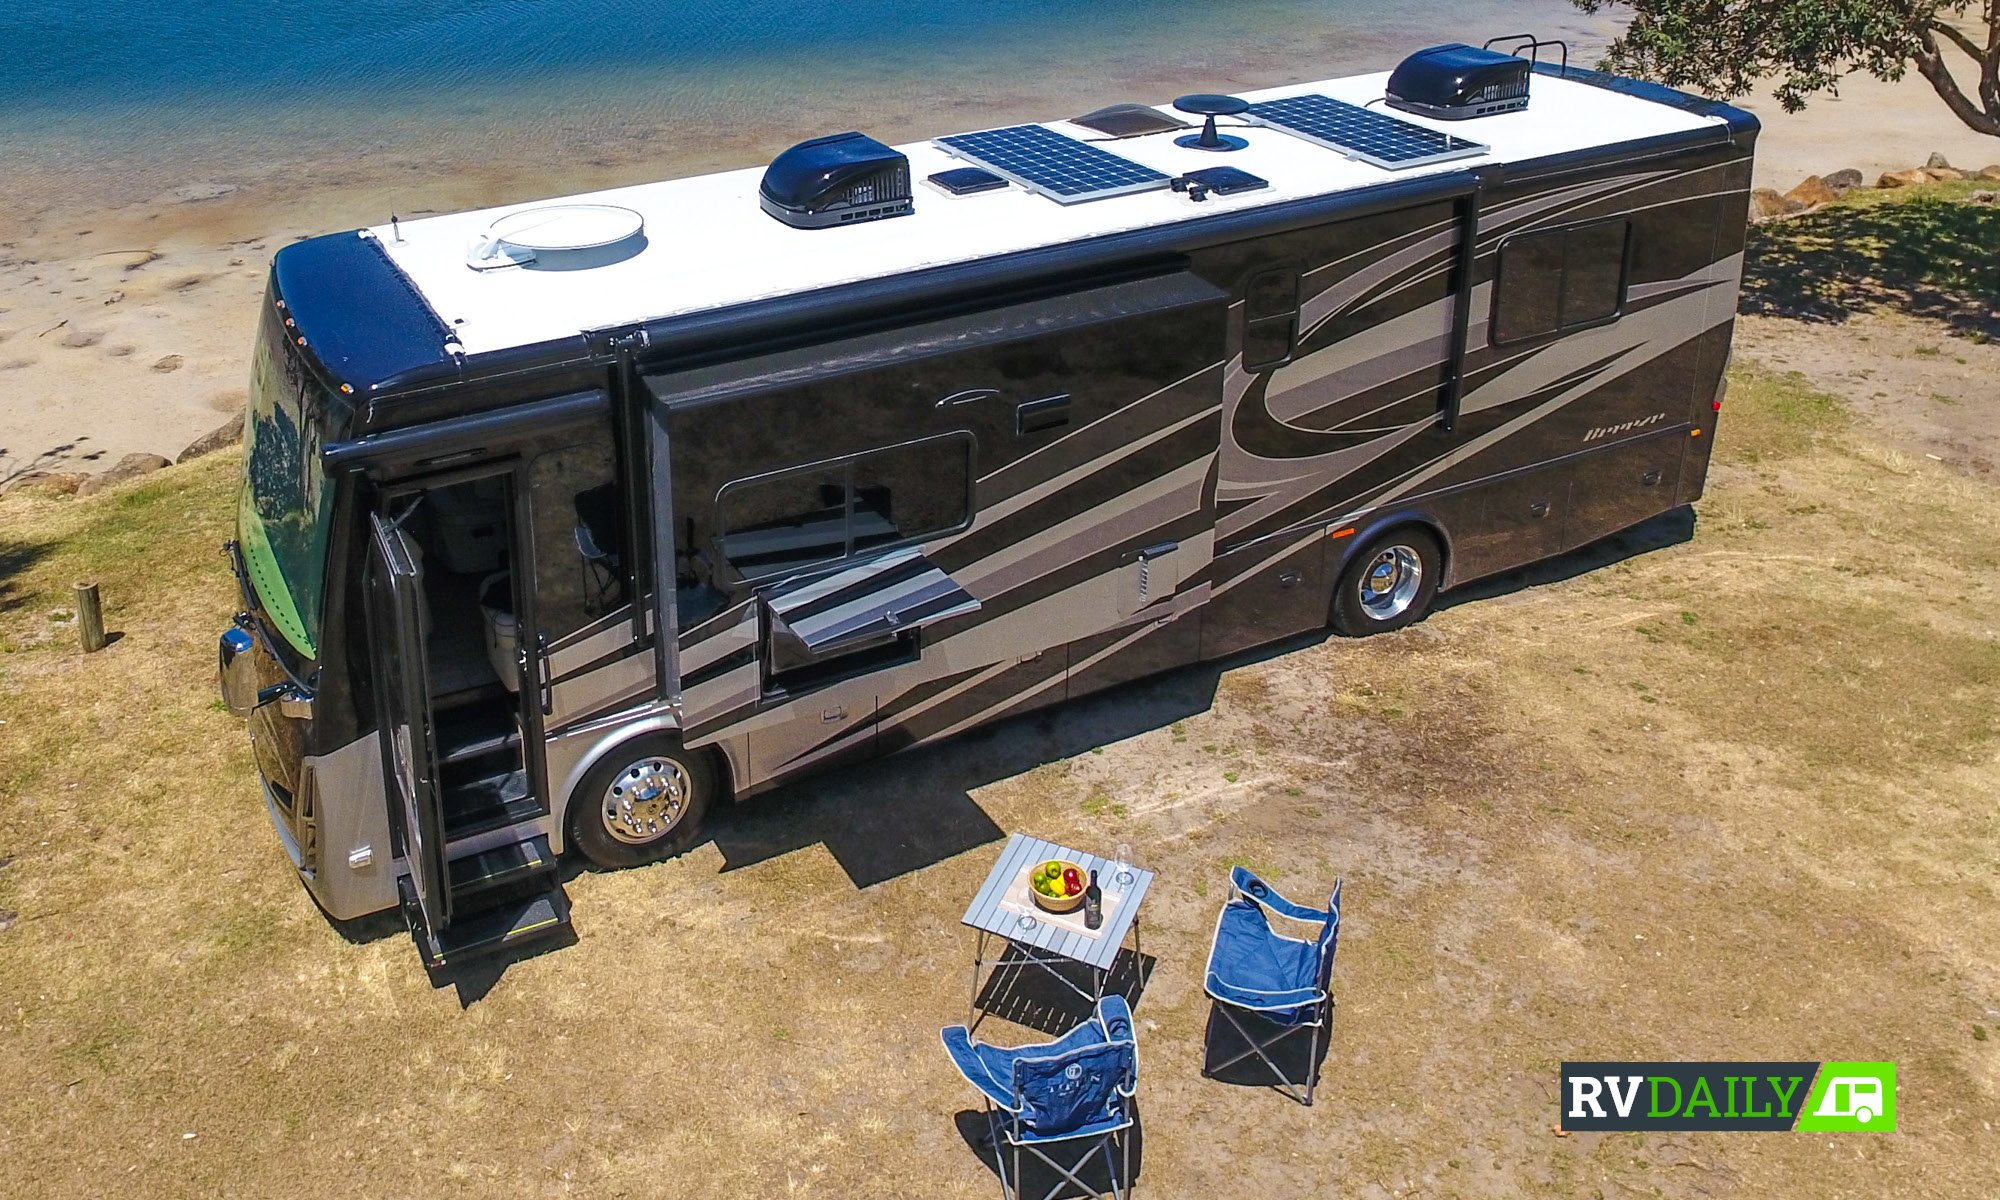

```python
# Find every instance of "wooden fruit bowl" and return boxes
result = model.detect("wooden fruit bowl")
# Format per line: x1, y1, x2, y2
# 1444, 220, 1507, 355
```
1029, 860, 1087, 913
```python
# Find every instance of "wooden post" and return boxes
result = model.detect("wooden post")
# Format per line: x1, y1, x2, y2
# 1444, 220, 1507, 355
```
74, 581, 106, 653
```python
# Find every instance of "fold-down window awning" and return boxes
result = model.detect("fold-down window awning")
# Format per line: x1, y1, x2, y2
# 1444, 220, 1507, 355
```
763, 547, 980, 658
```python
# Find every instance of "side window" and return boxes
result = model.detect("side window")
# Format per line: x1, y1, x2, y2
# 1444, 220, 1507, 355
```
529, 438, 629, 639
1493, 219, 1631, 344
718, 432, 973, 581
719, 463, 848, 579
1242, 267, 1300, 371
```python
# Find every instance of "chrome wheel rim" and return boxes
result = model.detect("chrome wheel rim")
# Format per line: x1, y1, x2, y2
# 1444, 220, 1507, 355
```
1358, 545, 1423, 620
601, 756, 692, 845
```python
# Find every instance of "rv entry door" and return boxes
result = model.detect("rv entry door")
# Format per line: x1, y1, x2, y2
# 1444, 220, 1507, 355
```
366, 511, 452, 955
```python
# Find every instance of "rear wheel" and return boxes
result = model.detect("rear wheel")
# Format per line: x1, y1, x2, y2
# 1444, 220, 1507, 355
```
567, 734, 715, 869
1330, 527, 1442, 637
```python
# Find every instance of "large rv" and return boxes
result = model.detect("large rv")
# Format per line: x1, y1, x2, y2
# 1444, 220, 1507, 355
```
219, 44, 1756, 968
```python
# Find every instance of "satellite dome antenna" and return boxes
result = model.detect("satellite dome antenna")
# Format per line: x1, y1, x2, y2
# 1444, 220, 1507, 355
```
1172, 94, 1251, 152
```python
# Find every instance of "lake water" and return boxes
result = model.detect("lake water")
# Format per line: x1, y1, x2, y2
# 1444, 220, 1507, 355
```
2, 0, 1616, 215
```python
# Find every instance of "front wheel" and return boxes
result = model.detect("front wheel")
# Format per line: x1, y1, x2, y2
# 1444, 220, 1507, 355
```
566, 734, 715, 869
1330, 527, 1442, 637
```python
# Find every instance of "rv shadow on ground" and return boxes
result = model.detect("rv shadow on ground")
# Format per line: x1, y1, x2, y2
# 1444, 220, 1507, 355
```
951, 1098, 1145, 1200
706, 511, 1697, 891
325, 870, 589, 1006
1436, 504, 1696, 610
704, 636, 1327, 889
426, 925, 582, 1007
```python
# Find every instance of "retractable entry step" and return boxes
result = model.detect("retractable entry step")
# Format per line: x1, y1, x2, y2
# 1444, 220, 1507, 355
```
400, 834, 571, 971
447, 833, 557, 901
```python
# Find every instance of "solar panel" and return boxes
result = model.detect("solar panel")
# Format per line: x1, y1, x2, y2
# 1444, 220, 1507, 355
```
934, 124, 1171, 204
1245, 94, 1486, 170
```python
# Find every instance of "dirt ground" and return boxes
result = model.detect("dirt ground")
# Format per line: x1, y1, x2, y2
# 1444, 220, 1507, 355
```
3, 289, 1997, 1197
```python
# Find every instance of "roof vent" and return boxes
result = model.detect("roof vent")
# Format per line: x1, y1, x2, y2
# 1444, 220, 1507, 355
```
1386, 43, 1533, 120
466, 204, 647, 271
760, 132, 912, 230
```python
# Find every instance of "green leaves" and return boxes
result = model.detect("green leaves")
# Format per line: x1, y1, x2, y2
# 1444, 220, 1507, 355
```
1573, 0, 1997, 132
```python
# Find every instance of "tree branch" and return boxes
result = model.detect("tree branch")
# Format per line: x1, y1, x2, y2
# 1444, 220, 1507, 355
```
1915, 28, 2000, 134
1932, 20, 1984, 63
1983, 7, 2000, 116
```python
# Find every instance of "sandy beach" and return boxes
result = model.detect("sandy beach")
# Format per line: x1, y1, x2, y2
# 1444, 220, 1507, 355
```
2, 59, 1993, 479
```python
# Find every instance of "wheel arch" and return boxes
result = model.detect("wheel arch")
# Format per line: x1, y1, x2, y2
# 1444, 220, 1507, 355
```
549, 717, 738, 854
1331, 508, 1456, 589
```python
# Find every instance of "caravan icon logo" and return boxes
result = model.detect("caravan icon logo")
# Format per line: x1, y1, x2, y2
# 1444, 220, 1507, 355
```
1795, 1062, 1897, 1132
1561, 1062, 1896, 1132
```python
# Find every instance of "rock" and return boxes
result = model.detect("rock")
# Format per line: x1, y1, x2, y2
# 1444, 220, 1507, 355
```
1877, 168, 1930, 189
1925, 166, 1967, 181
1, 470, 89, 497
1748, 187, 1806, 221
1967, 190, 1999, 206
1978, 164, 2000, 181
1925, 151, 1952, 170
176, 412, 244, 464
1823, 168, 1865, 193
1783, 175, 1840, 208
76, 452, 171, 496
151, 353, 183, 373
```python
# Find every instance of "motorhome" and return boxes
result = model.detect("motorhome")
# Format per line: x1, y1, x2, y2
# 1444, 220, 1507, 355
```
219, 41, 1756, 968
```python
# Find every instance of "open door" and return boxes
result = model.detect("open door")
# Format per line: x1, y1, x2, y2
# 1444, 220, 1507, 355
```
368, 510, 452, 955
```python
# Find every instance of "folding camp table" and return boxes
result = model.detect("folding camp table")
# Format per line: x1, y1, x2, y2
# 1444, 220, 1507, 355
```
962, 834, 1154, 1029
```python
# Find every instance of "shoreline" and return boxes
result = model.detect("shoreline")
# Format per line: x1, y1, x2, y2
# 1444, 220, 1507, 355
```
3, 53, 1993, 481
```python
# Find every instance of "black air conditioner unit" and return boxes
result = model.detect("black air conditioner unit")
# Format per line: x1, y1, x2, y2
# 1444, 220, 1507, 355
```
759, 132, 914, 229
1386, 44, 1532, 120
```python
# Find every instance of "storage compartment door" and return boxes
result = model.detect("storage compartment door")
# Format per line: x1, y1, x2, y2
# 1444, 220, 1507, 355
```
1566, 431, 1687, 551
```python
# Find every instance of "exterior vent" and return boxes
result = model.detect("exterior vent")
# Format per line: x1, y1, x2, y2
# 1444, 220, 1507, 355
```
759, 132, 913, 229
1385, 44, 1532, 120
466, 204, 647, 272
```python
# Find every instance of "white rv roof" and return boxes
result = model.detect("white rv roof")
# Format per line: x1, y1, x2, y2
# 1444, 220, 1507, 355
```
370, 71, 1726, 357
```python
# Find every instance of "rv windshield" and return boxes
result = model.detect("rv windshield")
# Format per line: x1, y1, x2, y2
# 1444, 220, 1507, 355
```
240, 302, 335, 660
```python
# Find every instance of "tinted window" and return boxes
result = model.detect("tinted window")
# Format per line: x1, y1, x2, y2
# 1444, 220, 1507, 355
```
1493, 231, 1565, 342
1493, 220, 1630, 344
1242, 267, 1301, 370
1242, 319, 1298, 372
530, 439, 628, 639
719, 434, 972, 579
720, 465, 848, 578
851, 439, 968, 555
1561, 221, 1629, 325
1245, 269, 1298, 322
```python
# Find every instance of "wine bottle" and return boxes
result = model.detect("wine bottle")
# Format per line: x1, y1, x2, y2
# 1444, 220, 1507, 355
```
1084, 869, 1103, 930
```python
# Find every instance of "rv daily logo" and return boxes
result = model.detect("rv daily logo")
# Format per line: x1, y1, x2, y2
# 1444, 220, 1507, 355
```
1561, 1062, 1896, 1132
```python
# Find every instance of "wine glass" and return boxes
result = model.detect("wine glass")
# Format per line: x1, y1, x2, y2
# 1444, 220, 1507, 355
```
1112, 842, 1135, 888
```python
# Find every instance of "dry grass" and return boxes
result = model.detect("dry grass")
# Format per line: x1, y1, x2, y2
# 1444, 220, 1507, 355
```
3, 360, 1998, 1198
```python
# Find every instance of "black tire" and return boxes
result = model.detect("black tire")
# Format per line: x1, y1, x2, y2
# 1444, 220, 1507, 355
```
1330, 526, 1442, 637
566, 734, 715, 870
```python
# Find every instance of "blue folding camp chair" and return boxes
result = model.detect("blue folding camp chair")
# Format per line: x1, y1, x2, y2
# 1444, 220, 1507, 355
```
941, 995, 1139, 1200
1201, 867, 1342, 1105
